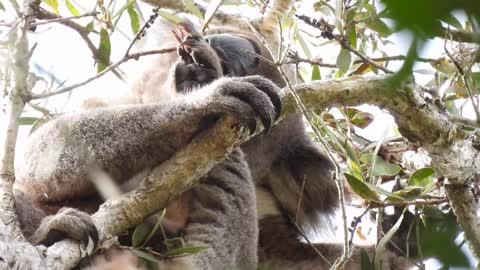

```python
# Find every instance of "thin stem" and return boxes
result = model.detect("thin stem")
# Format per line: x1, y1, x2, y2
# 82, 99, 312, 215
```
31, 48, 176, 99
31, 12, 99, 26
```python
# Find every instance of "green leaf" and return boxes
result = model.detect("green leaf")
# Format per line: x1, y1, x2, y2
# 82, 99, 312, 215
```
441, 13, 463, 29
163, 237, 184, 250
348, 24, 357, 49
19, 117, 40, 125
127, 5, 140, 34
97, 27, 111, 73
365, 18, 391, 37
42, 0, 59, 14
64, 0, 80, 16
336, 48, 351, 73
344, 173, 379, 201
164, 245, 209, 257
295, 33, 312, 59
143, 210, 166, 245
85, 21, 94, 33
371, 159, 400, 177
182, 0, 204, 19
112, 0, 136, 19
360, 155, 400, 177
408, 167, 435, 186
347, 158, 363, 180
157, 10, 183, 24
30, 118, 50, 135
374, 209, 405, 269
132, 223, 151, 248
311, 65, 321, 81
0, 2, 4, 11
131, 249, 160, 263
470, 72, 480, 87
360, 248, 373, 270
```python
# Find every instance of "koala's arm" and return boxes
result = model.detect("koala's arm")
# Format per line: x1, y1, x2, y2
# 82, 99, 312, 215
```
15, 76, 281, 203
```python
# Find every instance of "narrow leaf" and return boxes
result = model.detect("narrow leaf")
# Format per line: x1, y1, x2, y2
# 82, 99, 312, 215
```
85, 21, 94, 33
97, 27, 111, 73
42, 0, 59, 14
360, 248, 374, 270
336, 48, 351, 73
182, 0, 203, 19
112, 0, 136, 19
0, 2, 5, 11
295, 33, 312, 59
348, 24, 357, 49
157, 10, 183, 24
374, 210, 405, 269
131, 249, 160, 263
311, 65, 321, 81
344, 173, 379, 201
127, 6, 140, 34
132, 223, 151, 248
64, 0, 80, 16
19, 117, 40, 125
365, 18, 391, 37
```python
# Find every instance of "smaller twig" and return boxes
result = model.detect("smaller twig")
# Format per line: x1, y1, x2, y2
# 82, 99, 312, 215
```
295, 15, 394, 74
30, 12, 99, 26
31, 48, 176, 99
348, 205, 370, 246
291, 218, 332, 267
294, 176, 307, 224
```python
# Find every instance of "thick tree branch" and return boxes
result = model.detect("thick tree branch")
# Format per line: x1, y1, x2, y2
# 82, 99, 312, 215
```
0, 7, 49, 270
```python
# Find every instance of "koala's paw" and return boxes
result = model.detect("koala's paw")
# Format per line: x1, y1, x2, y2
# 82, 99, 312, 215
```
208, 75, 282, 134
30, 207, 99, 248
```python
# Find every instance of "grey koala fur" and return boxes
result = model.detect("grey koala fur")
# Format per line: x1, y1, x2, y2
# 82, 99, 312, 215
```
14, 18, 411, 269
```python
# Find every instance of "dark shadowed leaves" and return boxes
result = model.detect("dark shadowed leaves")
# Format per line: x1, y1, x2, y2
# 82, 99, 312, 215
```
344, 173, 379, 201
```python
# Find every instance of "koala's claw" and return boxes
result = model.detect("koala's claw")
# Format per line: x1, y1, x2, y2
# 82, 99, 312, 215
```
30, 207, 99, 248
211, 75, 282, 134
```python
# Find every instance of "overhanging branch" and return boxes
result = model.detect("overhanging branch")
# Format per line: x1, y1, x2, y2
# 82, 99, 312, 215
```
42, 74, 480, 267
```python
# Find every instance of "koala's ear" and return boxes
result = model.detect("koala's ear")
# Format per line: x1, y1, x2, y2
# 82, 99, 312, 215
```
206, 34, 260, 76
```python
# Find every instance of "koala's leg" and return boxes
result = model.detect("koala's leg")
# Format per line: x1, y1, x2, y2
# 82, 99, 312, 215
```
161, 148, 258, 270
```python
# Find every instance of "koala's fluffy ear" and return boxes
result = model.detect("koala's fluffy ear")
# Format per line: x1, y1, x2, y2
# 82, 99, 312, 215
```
206, 34, 260, 76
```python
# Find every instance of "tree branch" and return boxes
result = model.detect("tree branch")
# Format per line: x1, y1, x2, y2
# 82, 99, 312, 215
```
30, 48, 176, 100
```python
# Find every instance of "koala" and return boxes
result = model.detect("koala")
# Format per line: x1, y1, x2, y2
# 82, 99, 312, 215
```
14, 18, 411, 270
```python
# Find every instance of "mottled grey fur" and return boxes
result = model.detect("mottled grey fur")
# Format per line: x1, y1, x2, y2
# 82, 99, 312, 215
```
12, 19, 411, 270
